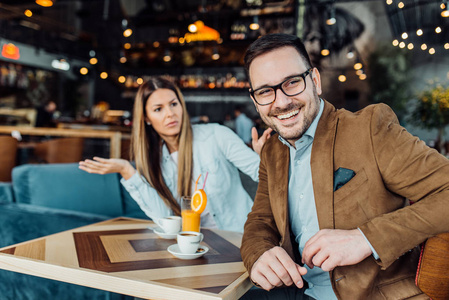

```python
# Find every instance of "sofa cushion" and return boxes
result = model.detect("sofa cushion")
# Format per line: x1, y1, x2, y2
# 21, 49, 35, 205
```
0, 182, 14, 204
12, 163, 123, 217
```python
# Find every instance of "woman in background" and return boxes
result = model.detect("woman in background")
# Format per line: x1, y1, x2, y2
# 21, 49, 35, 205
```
79, 76, 271, 232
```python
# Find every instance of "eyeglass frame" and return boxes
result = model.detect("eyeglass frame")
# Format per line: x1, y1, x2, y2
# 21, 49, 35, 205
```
249, 68, 314, 106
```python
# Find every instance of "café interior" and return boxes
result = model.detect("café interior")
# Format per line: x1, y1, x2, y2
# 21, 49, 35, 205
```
0, 0, 448, 299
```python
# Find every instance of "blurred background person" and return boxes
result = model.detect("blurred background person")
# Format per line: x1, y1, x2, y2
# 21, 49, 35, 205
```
234, 105, 254, 146
35, 100, 57, 127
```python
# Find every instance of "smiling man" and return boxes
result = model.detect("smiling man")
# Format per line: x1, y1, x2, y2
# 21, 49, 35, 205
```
240, 33, 449, 300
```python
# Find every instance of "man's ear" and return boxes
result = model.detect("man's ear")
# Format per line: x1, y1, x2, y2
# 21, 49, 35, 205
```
311, 67, 322, 96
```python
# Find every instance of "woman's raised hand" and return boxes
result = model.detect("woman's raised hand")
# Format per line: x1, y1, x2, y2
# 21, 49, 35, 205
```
79, 157, 136, 180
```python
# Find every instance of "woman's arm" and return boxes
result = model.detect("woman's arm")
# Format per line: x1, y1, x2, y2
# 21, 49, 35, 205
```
79, 157, 173, 219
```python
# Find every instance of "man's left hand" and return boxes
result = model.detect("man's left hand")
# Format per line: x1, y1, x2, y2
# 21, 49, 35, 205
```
301, 229, 373, 271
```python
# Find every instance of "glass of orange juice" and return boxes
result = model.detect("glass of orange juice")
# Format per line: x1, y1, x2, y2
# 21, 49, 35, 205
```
181, 196, 201, 232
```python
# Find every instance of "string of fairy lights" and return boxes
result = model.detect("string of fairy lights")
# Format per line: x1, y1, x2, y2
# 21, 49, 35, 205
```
388, 0, 448, 55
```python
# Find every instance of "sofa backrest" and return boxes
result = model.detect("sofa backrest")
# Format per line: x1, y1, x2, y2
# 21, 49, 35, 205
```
12, 163, 124, 217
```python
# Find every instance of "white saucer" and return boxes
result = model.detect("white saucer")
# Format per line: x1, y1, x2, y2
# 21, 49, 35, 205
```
152, 227, 178, 239
167, 244, 209, 260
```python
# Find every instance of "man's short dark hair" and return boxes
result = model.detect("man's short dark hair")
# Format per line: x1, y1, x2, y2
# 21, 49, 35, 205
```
244, 33, 313, 83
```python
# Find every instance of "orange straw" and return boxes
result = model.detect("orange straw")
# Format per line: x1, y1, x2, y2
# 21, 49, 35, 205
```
202, 172, 209, 189
195, 174, 202, 191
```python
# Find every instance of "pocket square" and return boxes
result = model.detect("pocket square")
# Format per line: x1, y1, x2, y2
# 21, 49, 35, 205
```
333, 167, 356, 191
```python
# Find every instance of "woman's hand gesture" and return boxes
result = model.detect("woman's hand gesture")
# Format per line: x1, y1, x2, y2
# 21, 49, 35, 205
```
79, 157, 136, 180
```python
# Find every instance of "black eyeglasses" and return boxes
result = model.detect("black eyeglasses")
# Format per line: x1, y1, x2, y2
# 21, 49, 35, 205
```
250, 68, 313, 106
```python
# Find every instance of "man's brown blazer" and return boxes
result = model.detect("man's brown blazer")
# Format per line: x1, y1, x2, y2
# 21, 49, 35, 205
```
241, 100, 449, 299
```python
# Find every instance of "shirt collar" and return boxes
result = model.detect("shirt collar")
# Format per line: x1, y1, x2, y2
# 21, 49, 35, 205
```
278, 98, 325, 148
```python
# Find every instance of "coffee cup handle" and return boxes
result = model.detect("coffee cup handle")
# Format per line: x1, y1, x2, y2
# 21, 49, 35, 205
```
199, 233, 204, 243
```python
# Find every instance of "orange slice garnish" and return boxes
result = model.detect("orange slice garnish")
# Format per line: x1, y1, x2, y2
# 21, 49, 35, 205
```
191, 189, 207, 214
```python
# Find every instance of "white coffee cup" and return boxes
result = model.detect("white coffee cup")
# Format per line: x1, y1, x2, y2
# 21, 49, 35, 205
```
177, 231, 204, 254
155, 216, 181, 234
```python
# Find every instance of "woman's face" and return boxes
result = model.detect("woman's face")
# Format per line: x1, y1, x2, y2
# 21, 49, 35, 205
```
145, 88, 183, 140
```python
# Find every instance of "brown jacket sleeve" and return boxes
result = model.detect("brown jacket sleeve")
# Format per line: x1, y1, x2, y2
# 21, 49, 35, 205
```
240, 140, 283, 276
359, 104, 449, 269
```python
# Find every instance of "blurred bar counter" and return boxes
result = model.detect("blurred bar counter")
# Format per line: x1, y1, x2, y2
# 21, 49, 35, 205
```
0, 125, 131, 159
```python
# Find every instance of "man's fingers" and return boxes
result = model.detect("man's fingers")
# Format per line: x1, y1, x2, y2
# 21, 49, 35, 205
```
251, 127, 258, 142
251, 272, 274, 291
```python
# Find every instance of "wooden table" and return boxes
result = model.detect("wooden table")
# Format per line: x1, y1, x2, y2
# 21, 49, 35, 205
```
0, 217, 252, 300
0, 126, 128, 158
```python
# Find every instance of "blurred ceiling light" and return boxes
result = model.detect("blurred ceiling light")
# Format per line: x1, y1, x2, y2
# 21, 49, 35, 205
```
338, 75, 346, 82
354, 62, 363, 70
118, 76, 126, 83
153, 41, 160, 48
137, 78, 143, 85
356, 69, 364, 76
35, 0, 53, 7
441, 2, 446, 9
416, 29, 423, 36
188, 20, 204, 33
398, 2, 404, 8
80, 67, 88, 75
89, 57, 98, 65
407, 43, 414, 50
24, 10, 32, 17
163, 50, 171, 62
249, 16, 260, 30
212, 48, 220, 60
359, 74, 367, 80
445, 43, 449, 49
326, 6, 336, 25
321, 49, 330, 56
399, 41, 406, 48
120, 56, 127, 63
421, 43, 427, 50
124, 43, 131, 49
51, 59, 69, 71
100, 72, 108, 79
442, 2, 449, 17
123, 28, 133, 37
401, 32, 408, 39
392, 39, 399, 46
435, 27, 442, 33
346, 50, 354, 58
429, 48, 435, 54
386, 0, 392, 4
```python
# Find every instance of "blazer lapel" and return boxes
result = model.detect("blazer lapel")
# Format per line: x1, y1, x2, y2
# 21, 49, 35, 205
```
311, 100, 338, 229
274, 140, 290, 237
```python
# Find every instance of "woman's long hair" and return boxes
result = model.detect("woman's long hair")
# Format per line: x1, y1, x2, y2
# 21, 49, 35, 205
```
130, 76, 193, 216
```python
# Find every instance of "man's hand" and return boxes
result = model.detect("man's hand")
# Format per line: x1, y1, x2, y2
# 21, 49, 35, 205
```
301, 229, 373, 272
79, 157, 136, 180
251, 127, 273, 155
250, 246, 307, 291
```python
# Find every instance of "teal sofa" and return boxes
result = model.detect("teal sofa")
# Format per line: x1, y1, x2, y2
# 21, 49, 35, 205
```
0, 163, 149, 300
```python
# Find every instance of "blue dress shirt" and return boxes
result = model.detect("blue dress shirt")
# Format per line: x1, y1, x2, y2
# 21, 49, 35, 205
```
279, 99, 338, 300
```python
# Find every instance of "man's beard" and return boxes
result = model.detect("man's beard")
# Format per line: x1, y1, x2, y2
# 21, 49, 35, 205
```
262, 86, 320, 142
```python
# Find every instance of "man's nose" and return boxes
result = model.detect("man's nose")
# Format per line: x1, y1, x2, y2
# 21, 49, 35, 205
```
273, 87, 291, 108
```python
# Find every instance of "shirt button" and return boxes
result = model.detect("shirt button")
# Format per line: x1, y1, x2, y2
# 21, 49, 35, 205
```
297, 160, 301, 165
300, 193, 304, 199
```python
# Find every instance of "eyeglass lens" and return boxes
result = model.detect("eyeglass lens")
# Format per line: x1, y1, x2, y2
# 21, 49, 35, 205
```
253, 74, 308, 105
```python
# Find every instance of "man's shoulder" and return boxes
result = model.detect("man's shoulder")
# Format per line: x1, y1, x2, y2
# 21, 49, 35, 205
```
335, 103, 397, 124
